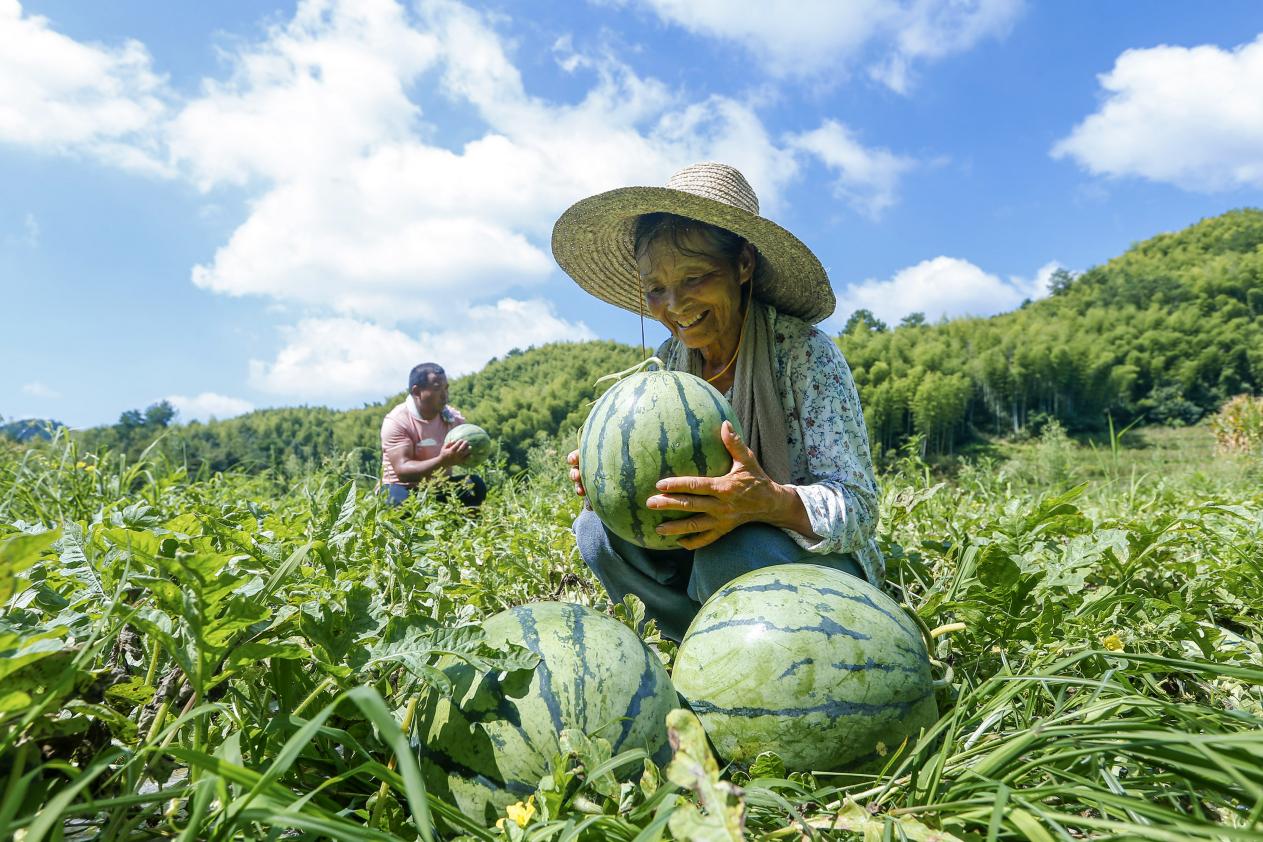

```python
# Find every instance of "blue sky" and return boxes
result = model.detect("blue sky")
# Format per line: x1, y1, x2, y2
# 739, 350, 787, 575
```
3, 0, 1262, 428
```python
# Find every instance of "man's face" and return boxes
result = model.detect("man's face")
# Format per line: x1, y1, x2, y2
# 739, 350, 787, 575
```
412, 372, 448, 420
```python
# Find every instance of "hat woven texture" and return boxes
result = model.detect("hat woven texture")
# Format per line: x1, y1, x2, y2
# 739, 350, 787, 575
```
551, 162, 835, 324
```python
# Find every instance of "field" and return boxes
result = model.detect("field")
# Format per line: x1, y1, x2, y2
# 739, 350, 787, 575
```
1, 423, 1261, 841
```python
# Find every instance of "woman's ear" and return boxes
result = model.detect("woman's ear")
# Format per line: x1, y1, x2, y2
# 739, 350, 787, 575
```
738, 242, 757, 283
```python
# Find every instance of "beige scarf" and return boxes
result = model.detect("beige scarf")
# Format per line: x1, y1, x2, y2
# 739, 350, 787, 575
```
664, 299, 792, 484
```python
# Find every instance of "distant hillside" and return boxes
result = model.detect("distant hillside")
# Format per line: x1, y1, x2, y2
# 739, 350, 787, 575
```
840, 208, 1263, 454
65, 209, 1263, 472
74, 341, 642, 477
1, 418, 66, 442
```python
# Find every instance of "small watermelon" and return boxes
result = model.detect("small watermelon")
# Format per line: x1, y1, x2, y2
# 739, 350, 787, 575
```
444, 423, 493, 467
414, 602, 677, 826
579, 367, 739, 549
672, 564, 937, 772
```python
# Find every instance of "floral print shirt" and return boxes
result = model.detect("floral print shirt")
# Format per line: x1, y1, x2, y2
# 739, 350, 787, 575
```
659, 307, 885, 585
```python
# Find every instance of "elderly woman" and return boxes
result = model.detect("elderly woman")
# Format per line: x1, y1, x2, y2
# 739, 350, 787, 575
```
552, 162, 882, 641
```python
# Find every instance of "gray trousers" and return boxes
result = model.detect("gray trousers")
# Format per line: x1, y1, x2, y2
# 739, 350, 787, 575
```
573, 507, 863, 642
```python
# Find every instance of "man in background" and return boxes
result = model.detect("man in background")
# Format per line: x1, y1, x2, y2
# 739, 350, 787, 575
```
381, 362, 486, 508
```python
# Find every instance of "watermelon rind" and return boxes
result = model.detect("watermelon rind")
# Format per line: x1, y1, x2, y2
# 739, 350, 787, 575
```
578, 369, 740, 549
444, 423, 493, 467
414, 602, 677, 826
671, 563, 938, 772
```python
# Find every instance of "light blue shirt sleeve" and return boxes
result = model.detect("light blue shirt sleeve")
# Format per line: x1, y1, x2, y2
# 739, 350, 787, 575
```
778, 322, 885, 584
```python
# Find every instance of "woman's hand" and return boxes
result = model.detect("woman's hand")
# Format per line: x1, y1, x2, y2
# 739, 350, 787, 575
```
647, 421, 810, 550
566, 449, 586, 497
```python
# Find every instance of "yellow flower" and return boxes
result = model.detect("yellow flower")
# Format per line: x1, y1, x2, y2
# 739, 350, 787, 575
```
1102, 634, 1125, 652
76, 461, 86, 469
505, 800, 535, 828
84, 464, 97, 474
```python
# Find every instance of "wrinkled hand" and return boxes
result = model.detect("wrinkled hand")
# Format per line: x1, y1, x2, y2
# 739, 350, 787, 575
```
646, 421, 781, 550
566, 449, 586, 497
439, 439, 471, 467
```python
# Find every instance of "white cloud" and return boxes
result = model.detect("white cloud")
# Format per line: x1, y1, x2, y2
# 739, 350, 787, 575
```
189, 178, 555, 320
788, 120, 916, 218
1052, 35, 1263, 191
0, 0, 169, 172
177, 0, 822, 321
617, 0, 1022, 90
167, 0, 439, 189
166, 392, 254, 422
1, 0, 929, 407
870, 0, 1023, 93
21, 380, 59, 398
3, 0, 920, 329
835, 257, 1060, 327
248, 297, 594, 400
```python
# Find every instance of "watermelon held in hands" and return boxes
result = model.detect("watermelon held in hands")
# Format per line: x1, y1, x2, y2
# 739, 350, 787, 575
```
444, 423, 493, 467
579, 364, 739, 549
413, 602, 677, 826
671, 563, 938, 772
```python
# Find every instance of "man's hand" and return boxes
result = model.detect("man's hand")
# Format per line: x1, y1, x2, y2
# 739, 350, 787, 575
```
566, 449, 586, 497
645, 421, 808, 550
439, 439, 471, 467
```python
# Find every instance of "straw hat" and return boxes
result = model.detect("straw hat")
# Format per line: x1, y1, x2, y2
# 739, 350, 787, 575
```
551, 162, 835, 324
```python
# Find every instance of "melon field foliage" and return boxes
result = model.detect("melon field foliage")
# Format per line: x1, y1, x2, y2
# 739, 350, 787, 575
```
1, 425, 1261, 841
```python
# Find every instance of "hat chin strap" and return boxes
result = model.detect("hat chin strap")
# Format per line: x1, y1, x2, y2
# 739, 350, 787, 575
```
704, 280, 752, 385
637, 274, 648, 359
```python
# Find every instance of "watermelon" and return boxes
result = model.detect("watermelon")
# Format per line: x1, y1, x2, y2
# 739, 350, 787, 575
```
671, 564, 937, 772
444, 423, 493, 467
413, 602, 677, 825
579, 367, 739, 549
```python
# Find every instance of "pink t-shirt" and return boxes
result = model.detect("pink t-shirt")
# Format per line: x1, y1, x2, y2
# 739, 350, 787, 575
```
380, 400, 467, 486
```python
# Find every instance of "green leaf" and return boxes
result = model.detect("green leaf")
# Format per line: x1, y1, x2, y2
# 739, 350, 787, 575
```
975, 545, 1020, 592
613, 593, 648, 633
0, 530, 59, 604
0, 625, 70, 682
809, 799, 963, 841
353, 618, 537, 687
300, 585, 382, 667
104, 676, 156, 709
0, 689, 32, 714
1006, 807, 1054, 842
746, 751, 785, 781
664, 708, 745, 841
559, 729, 619, 800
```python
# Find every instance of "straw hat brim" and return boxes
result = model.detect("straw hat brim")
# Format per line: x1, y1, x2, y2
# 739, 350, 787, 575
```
551, 185, 835, 324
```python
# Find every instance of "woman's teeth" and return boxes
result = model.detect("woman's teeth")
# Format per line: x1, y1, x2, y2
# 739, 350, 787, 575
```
677, 311, 706, 329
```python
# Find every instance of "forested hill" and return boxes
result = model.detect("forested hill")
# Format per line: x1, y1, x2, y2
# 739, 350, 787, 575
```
841, 208, 1263, 454
74, 341, 642, 476
1, 418, 65, 443
67, 208, 1262, 472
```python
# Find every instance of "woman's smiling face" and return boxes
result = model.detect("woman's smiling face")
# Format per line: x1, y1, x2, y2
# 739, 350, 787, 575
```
637, 226, 753, 358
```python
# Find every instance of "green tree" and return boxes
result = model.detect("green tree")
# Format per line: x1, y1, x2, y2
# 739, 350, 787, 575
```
1048, 267, 1076, 296
842, 308, 888, 335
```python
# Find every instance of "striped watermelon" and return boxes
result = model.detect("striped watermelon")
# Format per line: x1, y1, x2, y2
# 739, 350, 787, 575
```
413, 602, 677, 825
579, 367, 739, 549
671, 564, 937, 772
444, 423, 493, 467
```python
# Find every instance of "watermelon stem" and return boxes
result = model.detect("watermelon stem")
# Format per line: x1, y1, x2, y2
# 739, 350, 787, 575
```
930, 658, 955, 688
930, 622, 966, 638
594, 356, 665, 386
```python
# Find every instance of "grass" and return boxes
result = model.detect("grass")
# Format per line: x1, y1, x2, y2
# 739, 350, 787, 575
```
0, 425, 1260, 840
